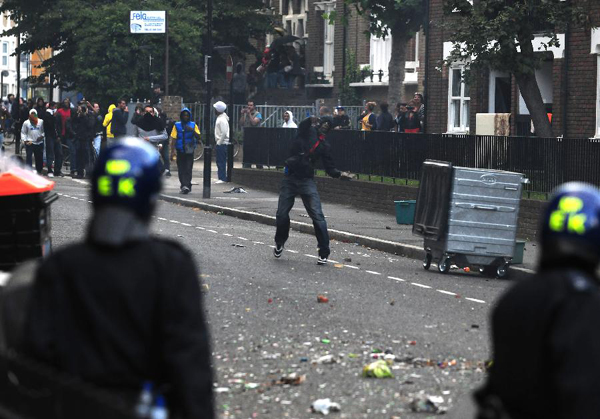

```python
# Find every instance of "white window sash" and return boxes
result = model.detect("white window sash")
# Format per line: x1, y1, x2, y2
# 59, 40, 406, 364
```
448, 66, 471, 132
596, 55, 600, 137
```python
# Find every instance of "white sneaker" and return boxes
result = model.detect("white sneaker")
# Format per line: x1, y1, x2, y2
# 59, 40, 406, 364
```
47, 172, 54, 178
215, 180, 226, 184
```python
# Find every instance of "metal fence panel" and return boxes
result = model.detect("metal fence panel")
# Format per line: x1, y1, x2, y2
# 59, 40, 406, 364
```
242, 128, 600, 194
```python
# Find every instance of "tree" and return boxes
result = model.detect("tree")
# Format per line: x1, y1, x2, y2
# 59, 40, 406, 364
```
444, 0, 585, 138
332, 0, 425, 105
0, 0, 272, 104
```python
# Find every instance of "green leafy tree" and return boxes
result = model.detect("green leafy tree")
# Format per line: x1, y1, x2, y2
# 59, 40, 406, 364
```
333, 0, 425, 105
444, 0, 586, 138
1, 0, 272, 104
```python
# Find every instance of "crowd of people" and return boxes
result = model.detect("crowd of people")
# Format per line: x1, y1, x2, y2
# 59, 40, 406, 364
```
356, 93, 426, 133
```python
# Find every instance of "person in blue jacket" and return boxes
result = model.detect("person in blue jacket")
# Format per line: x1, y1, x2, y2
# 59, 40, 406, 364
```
170, 108, 200, 194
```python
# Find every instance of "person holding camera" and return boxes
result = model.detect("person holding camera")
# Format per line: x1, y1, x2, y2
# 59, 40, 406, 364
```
170, 108, 201, 194
399, 100, 421, 133
21, 109, 45, 174
240, 101, 263, 168
70, 103, 95, 178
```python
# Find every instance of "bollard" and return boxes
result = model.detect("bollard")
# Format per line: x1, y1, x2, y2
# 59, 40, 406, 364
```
203, 146, 212, 199
226, 143, 234, 182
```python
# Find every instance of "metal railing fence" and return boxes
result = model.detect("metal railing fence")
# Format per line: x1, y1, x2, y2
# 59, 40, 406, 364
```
242, 128, 600, 194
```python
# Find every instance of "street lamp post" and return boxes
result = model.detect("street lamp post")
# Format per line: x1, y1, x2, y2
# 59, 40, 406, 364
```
202, 0, 213, 199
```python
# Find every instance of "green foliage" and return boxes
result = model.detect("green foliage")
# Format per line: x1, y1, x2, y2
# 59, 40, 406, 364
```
338, 50, 361, 105
444, 0, 586, 76
1, 0, 272, 104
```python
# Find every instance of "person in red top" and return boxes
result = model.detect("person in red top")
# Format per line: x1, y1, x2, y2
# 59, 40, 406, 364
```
55, 98, 76, 176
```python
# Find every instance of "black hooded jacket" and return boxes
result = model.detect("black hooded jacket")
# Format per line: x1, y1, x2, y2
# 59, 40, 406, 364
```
284, 117, 341, 180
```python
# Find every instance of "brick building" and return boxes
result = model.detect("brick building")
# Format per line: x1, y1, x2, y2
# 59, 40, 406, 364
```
425, 0, 600, 138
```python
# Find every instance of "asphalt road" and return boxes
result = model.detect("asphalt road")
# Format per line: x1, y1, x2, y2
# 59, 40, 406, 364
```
48, 177, 515, 418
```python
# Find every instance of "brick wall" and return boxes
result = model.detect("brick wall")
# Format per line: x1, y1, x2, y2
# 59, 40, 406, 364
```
160, 96, 183, 121
565, 0, 599, 138
306, 0, 324, 73
233, 168, 545, 239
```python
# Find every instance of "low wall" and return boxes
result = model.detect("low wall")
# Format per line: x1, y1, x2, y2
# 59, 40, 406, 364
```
232, 168, 545, 241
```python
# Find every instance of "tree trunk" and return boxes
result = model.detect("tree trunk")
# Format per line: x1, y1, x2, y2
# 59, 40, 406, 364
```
387, 28, 409, 106
514, 37, 554, 138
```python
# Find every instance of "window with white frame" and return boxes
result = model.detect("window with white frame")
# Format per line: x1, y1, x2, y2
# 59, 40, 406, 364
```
369, 31, 419, 83
1, 42, 7, 68
448, 66, 470, 132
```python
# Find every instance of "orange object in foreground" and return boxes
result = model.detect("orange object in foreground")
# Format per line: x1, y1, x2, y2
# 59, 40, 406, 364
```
0, 166, 55, 196
317, 295, 329, 303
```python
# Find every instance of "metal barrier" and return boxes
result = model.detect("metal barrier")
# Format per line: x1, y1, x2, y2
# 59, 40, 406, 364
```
242, 128, 600, 194
0, 349, 136, 419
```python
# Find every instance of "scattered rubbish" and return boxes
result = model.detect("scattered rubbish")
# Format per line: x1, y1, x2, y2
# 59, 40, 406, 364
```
232, 243, 246, 248
313, 355, 337, 364
372, 348, 383, 354
277, 373, 306, 386
348, 353, 358, 358
192, 208, 200, 211
215, 387, 230, 393
333, 263, 344, 268
300, 357, 309, 363
177, 234, 184, 237
343, 258, 352, 262
311, 398, 341, 415
268, 298, 273, 303
245, 383, 260, 390
224, 187, 247, 194
409, 341, 417, 346
362, 360, 393, 378
317, 295, 329, 303
321, 338, 331, 344
472, 324, 480, 329
464, 267, 471, 272
389, 300, 395, 306
385, 226, 391, 230
409, 397, 439, 413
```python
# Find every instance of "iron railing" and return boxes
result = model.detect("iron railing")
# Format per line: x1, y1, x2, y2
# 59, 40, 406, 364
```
242, 128, 600, 194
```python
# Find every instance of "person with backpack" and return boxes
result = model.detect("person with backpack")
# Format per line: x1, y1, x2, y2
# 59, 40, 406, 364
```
475, 182, 600, 418
169, 108, 200, 194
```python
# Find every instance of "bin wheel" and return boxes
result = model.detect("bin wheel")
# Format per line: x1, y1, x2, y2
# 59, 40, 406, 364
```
423, 253, 432, 270
496, 264, 510, 279
438, 257, 450, 274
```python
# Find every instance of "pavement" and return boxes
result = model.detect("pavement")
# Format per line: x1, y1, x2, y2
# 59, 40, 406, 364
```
47, 178, 510, 418
161, 160, 539, 275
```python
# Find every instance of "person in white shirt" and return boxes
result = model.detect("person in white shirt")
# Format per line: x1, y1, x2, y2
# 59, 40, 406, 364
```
282, 110, 297, 128
213, 101, 230, 184
21, 109, 45, 174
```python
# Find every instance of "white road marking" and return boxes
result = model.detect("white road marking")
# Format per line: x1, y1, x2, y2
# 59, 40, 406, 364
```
181, 223, 192, 227
169, 220, 180, 224
286, 249, 298, 253
207, 229, 218, 233
237, 237, 249, 241
304, 254, 318, 259
388, 276, 405, 282
345, 265, 359, 270
157, 217, 167, 221
253, 241, 265, 245
196, 226, 205, 230
437, 289, 457, 296
365, 270, 381, 275
222, 233, 233, 237
269, 245, 276, 248
328, 259, 340, 264
411, 282, 432, 289
465, 297, 486, 304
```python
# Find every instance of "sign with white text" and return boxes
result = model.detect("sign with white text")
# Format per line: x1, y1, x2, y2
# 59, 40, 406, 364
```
130, 11, 166, 34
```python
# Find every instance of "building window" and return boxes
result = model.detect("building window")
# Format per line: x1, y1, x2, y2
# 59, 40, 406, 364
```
2, 43, 7, 54
369, 31, 420, 83
448, 66, 470, 132
2, 57, 6, 66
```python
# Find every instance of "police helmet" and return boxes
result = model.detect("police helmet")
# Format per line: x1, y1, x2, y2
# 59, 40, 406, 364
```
92, 137, 162, 220
540, 182, 600, 268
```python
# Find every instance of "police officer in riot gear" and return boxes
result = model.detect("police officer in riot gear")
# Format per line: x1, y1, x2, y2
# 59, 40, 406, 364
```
19, 138, 214, 418
476, 182, 600, 419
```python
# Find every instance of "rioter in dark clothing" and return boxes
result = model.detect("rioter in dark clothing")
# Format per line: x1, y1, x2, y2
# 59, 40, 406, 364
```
273, 116, 354, 265
332, 106, 351, 130
19, 138, 214, 419
376, 102, 394, 132
475, 183, 600, 419
70, 103, 95, 178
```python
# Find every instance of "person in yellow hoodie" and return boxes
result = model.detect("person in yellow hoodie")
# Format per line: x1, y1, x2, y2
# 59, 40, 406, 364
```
103, 104, 116, 146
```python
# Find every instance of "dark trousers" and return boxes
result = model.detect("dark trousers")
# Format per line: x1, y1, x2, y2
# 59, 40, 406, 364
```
176, 151, 194, 190
216, 144, 227, 181
275, 176, 330, 257
14, 122, 22, 154
46, 136, 63, 174
25, 143, 44, 174
159, 140, 170, 172
75, 139, 89, 177
66, 137, 77, 173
